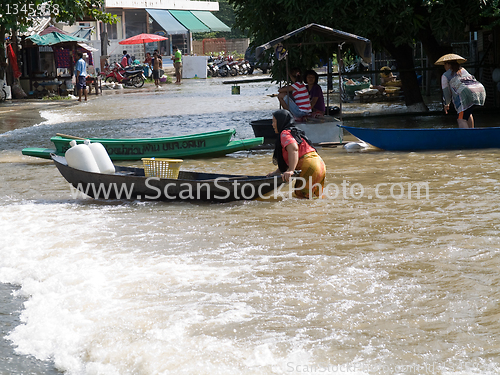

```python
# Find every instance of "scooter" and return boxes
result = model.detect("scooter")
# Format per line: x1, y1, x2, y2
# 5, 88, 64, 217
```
207, 55, 219, 77
227, 56, 239, 76
216, 59, 231, 77
104, 63, 145, 88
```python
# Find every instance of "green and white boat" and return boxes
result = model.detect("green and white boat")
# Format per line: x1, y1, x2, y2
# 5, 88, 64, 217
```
22, 129, 264, 160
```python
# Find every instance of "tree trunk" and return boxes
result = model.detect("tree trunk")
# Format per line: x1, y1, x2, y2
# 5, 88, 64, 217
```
383, 41, 429, 112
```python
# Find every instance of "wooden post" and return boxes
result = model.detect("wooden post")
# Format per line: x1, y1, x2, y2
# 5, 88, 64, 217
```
338, 43, 343, 122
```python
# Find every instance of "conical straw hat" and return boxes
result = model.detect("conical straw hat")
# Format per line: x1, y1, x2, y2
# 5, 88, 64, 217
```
435, 53, 467, 65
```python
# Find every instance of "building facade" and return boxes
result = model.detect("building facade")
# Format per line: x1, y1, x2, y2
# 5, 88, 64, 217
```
58, 0, 229, 68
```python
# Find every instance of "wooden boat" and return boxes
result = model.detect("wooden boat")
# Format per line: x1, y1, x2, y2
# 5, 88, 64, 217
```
52, 155, 286, 203
250, 116, 344, 144
340, 125, 500, 151
22, 129, 264, 160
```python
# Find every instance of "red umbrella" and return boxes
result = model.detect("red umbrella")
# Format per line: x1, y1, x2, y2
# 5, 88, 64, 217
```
119, 33, 168, 56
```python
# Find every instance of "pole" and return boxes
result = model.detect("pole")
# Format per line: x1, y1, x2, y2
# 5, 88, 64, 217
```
327, 57, 332, 113
338, 43, 344, 122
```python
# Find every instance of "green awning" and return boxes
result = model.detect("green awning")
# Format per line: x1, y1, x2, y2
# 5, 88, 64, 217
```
146, 9, 188, 35
190, 11, 231, 32
168, 10, 210, 33
28, 32, 87, 46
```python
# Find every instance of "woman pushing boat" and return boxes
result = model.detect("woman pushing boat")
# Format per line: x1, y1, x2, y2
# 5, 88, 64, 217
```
435, 53, 486, 129
267, 109, 326, 199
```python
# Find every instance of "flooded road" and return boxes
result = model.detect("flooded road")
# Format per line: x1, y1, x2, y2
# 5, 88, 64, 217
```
1, 78, 500, 375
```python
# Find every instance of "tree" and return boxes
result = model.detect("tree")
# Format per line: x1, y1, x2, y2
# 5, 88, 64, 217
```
229, 0, 499, 111
193, 0, 246, 41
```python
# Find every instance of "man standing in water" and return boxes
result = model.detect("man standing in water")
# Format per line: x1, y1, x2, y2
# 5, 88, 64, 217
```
74, 52, 87, 102
171, 46, 182, 84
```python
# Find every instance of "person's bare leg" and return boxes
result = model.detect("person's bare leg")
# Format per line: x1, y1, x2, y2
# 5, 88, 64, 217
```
468, 114, 474, 128
78, 88, 82, 101
84, 88, 88, 101
278, 93, 289, 110
457, 119, 468, 128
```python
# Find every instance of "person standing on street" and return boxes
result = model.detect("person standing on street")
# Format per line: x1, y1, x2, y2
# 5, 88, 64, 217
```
74, 52, 87, 102
152, 52, 162, 88
171, 46, 182, 84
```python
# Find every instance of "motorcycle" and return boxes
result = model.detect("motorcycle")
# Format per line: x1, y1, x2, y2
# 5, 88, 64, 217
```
216, 59, 231, 77
237, 59, 251, 75
226, 55, 239, 76
103, 63, 145, 88
207, 55, 219, 77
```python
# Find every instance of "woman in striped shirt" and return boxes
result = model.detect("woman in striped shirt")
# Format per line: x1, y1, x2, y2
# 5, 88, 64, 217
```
277, 68, 312, 120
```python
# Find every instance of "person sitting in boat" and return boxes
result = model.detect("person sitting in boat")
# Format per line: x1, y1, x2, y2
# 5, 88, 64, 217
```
277, 67, 312, 121
267, 109, 326, 199
305, 70, 325, 116
435, 53, 486, 129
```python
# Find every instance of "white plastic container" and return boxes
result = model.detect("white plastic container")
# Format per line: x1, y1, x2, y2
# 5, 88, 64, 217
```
65, 140, 100, 173
85, 140, 115, 174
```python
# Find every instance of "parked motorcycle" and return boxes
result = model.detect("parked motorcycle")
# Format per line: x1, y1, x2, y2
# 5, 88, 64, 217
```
103, 63, 145, 88
207, 55, 219, 77
237, 59, 251, 75
216, 59, 231, 77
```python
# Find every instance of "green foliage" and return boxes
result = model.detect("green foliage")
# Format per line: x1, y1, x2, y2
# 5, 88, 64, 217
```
229, 0, 499, 81
193, 0, 246, 40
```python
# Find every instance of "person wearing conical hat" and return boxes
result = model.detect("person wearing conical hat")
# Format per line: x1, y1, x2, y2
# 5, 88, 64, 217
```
435, 53, 485, 128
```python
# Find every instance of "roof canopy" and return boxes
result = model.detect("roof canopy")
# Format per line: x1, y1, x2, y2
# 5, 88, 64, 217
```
28, 32, 87, 46
146, 9, 230, 34
146, 9, 187, 35
256, 23, 372, 63
40, 25, 68, 36
190, 11, 230, 32
168, 10, 210, 33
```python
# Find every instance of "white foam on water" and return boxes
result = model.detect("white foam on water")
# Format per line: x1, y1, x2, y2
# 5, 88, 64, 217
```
1, 202, 315, 374
2, 171, 500, 375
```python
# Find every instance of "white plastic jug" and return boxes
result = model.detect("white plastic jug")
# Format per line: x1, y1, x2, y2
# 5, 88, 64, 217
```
65, 140, 100, 173
85, 140, 115, 174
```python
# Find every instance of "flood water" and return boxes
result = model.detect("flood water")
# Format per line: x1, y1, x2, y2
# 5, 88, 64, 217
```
1, 77, 500, 375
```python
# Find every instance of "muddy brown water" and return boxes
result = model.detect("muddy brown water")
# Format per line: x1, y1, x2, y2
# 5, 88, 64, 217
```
1, 78, 500, 374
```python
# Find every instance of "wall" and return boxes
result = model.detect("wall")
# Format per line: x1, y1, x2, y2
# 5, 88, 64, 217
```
192, 38, 249, 56
104, 0, 219, 11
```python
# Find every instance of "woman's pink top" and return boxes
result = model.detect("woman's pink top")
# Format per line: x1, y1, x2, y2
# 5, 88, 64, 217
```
281, 129, 315, 165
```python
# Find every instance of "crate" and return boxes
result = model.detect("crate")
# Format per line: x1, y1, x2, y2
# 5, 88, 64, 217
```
343, 81, 371, 98
141, 158, 183, 179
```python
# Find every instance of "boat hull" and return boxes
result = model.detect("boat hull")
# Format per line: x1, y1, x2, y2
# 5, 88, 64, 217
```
52, 155, 284, 203
50, 129, 236, 160
340, 125, 500, 151
251, 117, 343, 144
23, 138, 264, 160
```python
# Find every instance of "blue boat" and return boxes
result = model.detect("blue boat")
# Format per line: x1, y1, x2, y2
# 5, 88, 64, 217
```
339, 125, 500, 151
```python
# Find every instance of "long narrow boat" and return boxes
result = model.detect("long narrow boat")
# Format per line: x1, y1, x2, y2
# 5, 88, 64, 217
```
22, 129, 264, 160
251, 116, 344, 144
52, 155, 286, 203
340, 125, 500, 151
